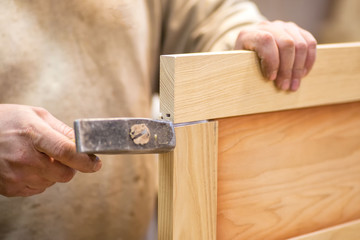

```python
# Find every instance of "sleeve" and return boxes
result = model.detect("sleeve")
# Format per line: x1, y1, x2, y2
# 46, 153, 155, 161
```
160, 0, 266, 54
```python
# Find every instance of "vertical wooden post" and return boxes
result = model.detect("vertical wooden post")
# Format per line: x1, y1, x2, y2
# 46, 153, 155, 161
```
158, 121, 218, 240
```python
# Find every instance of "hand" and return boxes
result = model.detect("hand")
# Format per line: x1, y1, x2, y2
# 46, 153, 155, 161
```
0, 104, 102, 197
234, 20, 317, 91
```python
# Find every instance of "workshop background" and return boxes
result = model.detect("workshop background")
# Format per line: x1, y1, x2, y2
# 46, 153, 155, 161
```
252, 0, 360, 43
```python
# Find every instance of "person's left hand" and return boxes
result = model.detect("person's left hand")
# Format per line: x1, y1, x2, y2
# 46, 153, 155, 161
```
234, 20, 317, 91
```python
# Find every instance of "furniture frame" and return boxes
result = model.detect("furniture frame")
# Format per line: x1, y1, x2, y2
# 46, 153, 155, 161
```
158, 42, 360, 240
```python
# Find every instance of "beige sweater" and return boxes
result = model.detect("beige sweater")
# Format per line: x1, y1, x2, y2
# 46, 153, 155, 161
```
0, 1, 264, 239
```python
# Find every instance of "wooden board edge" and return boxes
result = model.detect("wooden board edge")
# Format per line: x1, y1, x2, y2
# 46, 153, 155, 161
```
158, 150, 174, 240
160, 56, 175, 122
288, 219, 360, 240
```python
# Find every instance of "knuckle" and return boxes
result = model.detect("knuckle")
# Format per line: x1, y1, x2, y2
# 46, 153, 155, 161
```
273, 20, 283, 25
286, 21, 298, 28
278, 69, 293, 78
258, 20, 270, 26
236, 29, 251, 42
278, 36, 295, 50
18, 126, 42, 151
32, 107, 49, 118
13, 148, 28, 165
258, 32, 274, 45
18, 125, 36, 139
59, 123, 74, 138
295, 41, 307, 53
308, 39, 317, 49
13, 147, 41, 169
237, 30, 247, 39
292, 68, 304, 78
301, 30, 318, 48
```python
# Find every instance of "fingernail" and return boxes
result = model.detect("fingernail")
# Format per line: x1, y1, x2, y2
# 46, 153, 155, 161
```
89, 154, 99, 160
93, 160, 102, 172
89, 154, 102, 171
291, 78, 300, 91
281, 79, 290, 91
269, 71, 277, 81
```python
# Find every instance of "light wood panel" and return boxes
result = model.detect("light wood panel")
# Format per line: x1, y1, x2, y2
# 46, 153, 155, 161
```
160, 42, 360, 123
289, 219, 360, 240
159, 121, 218, 240
217, 101, 360, 240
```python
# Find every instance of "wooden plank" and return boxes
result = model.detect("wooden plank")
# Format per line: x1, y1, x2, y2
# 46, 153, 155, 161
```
289, 219, 360, 240
217, 101, 360, 240
160, 42, 360, 123
158, 121, 218, 240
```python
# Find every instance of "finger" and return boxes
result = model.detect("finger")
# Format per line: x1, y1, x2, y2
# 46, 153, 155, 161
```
32, 107, 101, 169
258, 22, 295, 90
43, 160, 76, 183
20, 186, 46, 197
26, 179, 55, 190
300, 29, 317, 76
30, 124, 102, 173
9, 183, 48, 197
257, 23, 296, 90
272, 32, 296, 91
36, 153, 76, 183
284, 23, 308, 91
22, 169, 56, 189
33, 107, 75, 139
236, 29, 279, 81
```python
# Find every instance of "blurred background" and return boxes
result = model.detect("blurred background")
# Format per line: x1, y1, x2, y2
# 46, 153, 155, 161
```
253, 0, 360, 43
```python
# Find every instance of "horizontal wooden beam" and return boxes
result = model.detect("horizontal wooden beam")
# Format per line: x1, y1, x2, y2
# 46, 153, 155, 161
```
160, 42, 360, 123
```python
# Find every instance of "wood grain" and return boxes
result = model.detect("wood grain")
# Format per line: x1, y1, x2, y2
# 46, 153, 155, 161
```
217, 101, 360, 240
289, 219, 360, 240
159, 121, 218, 240
160, 42, 360, 123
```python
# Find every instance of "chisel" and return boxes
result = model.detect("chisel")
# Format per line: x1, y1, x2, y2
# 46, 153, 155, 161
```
74, 118, 176, 154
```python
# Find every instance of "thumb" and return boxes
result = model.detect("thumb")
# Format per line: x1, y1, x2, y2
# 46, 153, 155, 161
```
33, 107, 75, 139
30, 123, 102, 173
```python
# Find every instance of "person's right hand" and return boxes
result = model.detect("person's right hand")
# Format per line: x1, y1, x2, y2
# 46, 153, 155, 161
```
234, 20, 317, 91
0, 104, 102, 197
